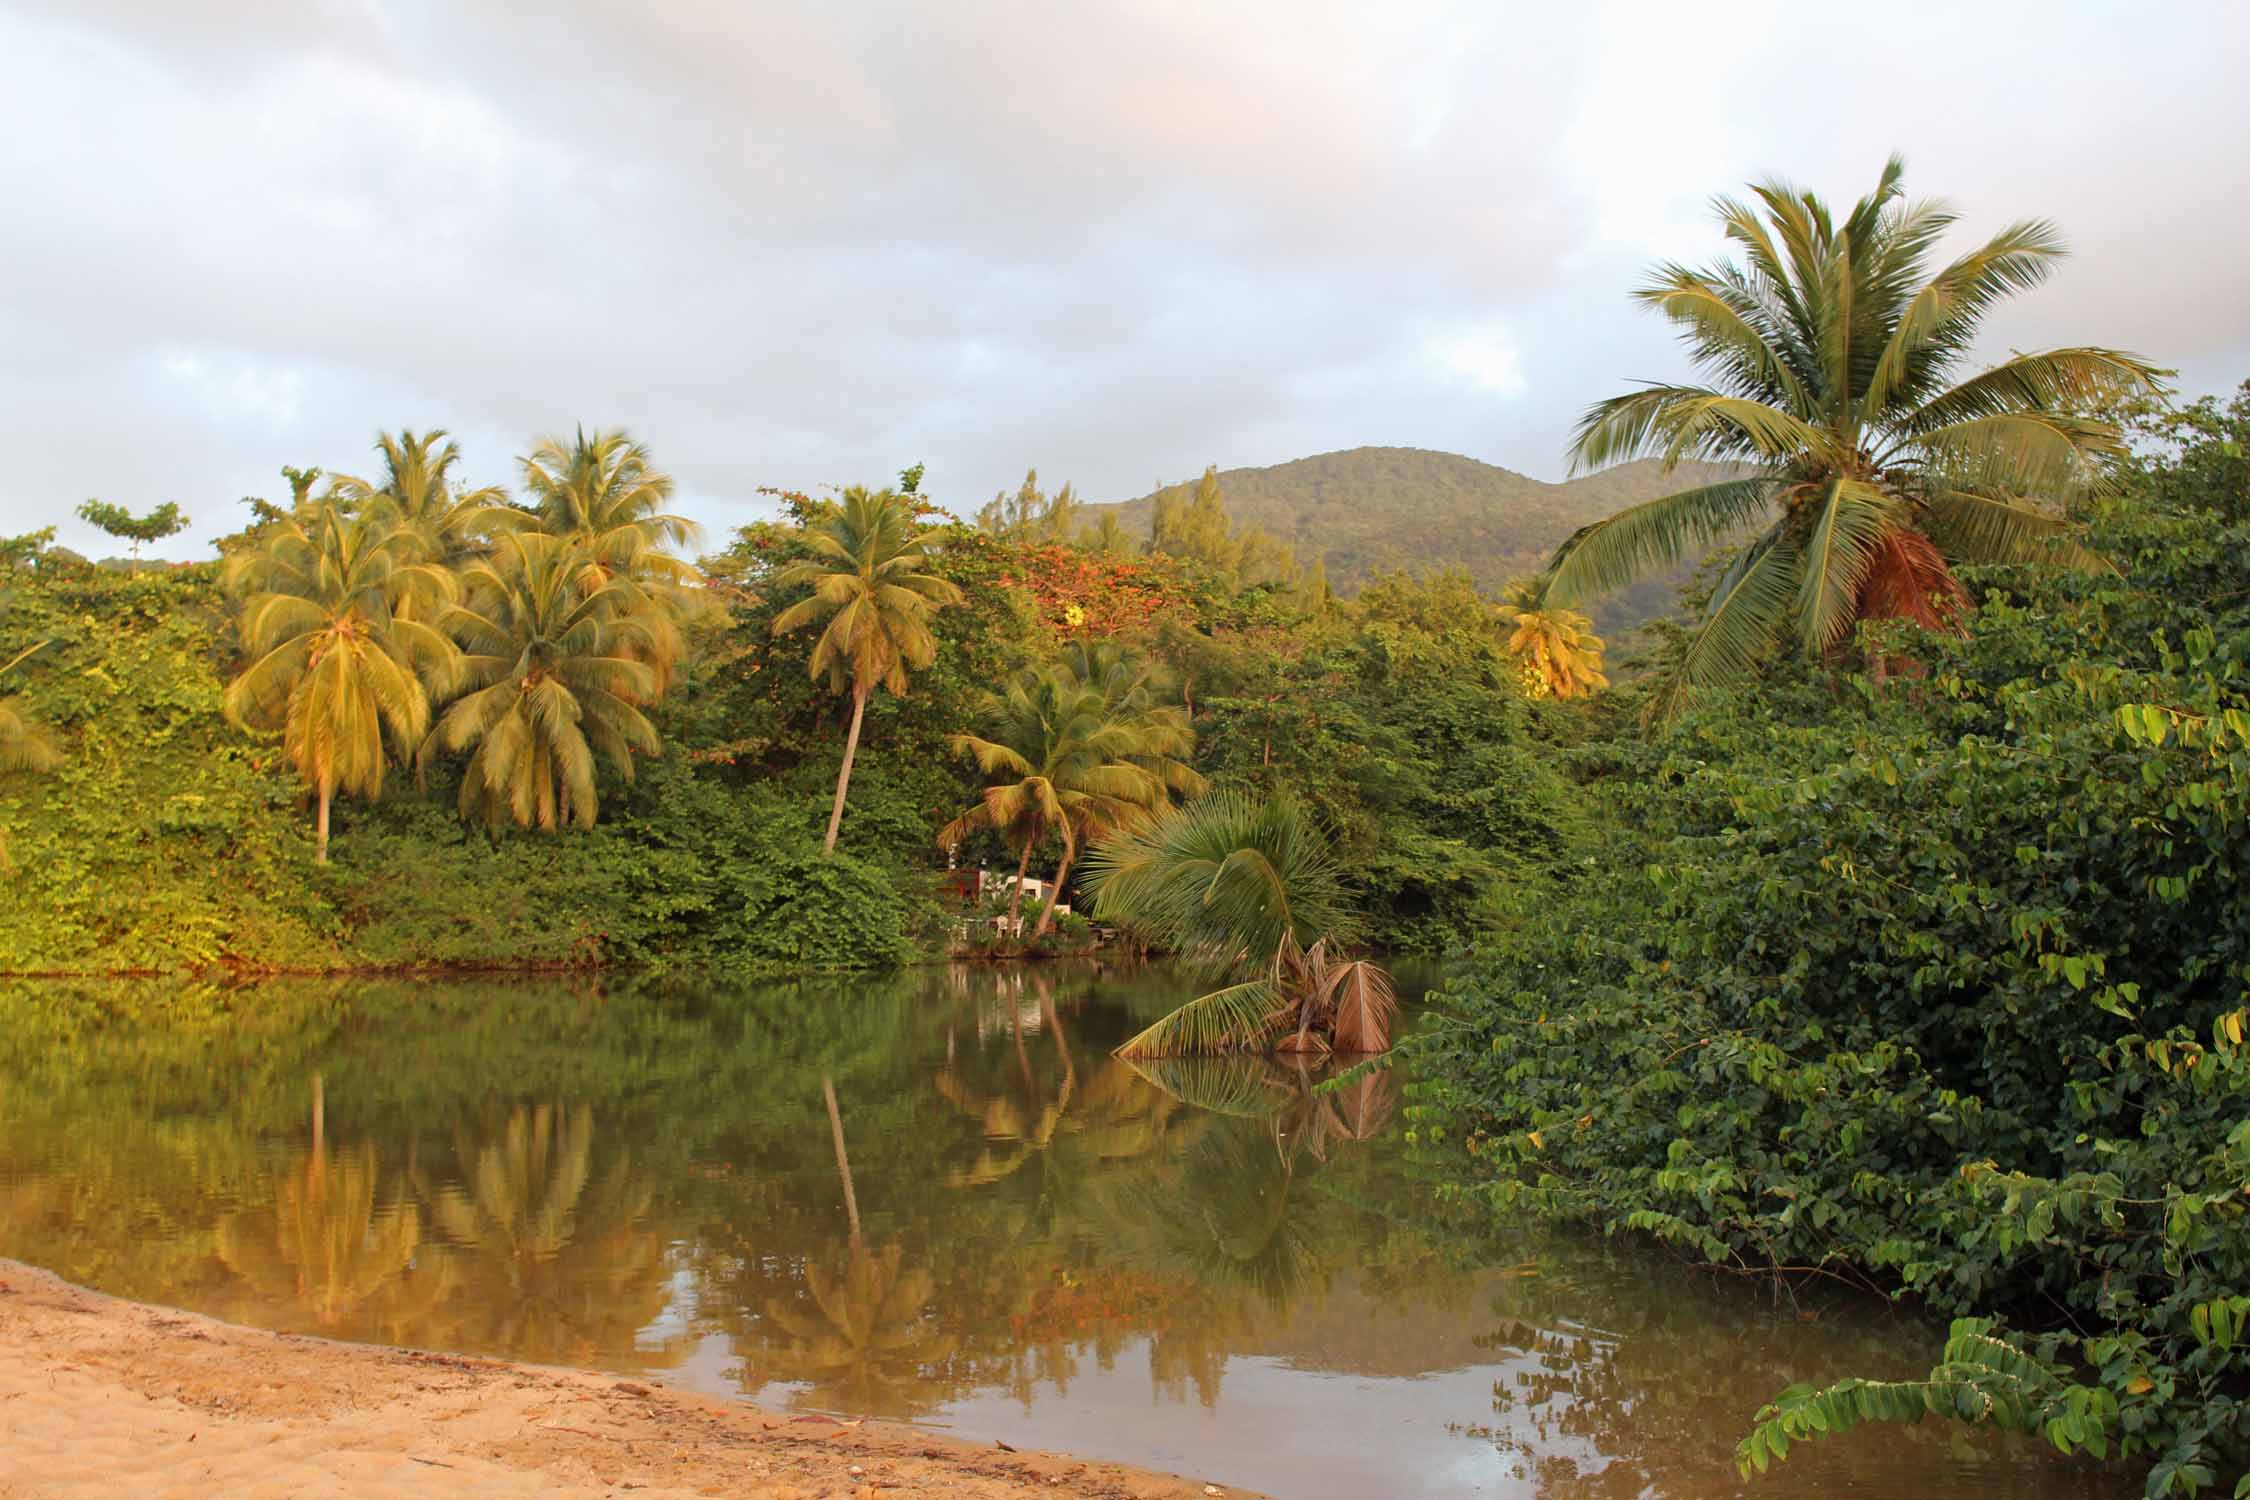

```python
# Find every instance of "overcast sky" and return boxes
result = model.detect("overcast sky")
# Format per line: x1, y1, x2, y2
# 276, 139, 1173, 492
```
5, 0, 2246, 560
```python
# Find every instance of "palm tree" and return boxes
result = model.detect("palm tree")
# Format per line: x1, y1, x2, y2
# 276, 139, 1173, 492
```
946, 644, 1205, 941
517, 428, 702, 691
425, 531, 660, 832
1084, 793, 1396, 1058
1544, 156, 2163, 720
772, 486, 964, 853
518, 427, 699, 574
224, 505, 456, 862
940, 667, 1172, 941
0, 642, 61, 872
1497, 583, 1609, 700
1039, 643, 1204, 937
330, 429, 507, 563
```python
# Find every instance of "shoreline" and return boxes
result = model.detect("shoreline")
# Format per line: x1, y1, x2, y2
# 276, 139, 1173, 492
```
0, 1258, 1257, 1500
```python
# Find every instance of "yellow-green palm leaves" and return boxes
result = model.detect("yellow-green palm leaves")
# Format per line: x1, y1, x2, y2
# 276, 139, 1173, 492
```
331, 428, 506, 563
0, 644, 61, 872
224, 505, 455, 862
772, 486, 964, 852
941, 655, 1198, 935
1548, 156, 2163, 721
428, 531, 661, 832
517, 428, 702, 692
0, 693, 59, 776
1087, 793, 1393, 1059
1497, 586, 1609, 701
519, 427, 698, 579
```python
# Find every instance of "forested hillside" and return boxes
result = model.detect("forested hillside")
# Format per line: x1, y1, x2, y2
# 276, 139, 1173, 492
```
1088, 448, 1741, 630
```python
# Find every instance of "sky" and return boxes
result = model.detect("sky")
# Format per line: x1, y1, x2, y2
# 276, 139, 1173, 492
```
5, 0, 2247, 560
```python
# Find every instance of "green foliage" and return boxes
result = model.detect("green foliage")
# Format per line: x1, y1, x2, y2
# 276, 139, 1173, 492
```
75, 498, 190, 558
1, 439, 1589, 974
1146, 465, 1300, 590
1414, 418, 2250, 1494
1169, 572, 1586, 951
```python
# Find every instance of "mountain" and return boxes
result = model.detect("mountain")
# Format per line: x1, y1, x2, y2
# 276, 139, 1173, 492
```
1088, 447, 1741, 631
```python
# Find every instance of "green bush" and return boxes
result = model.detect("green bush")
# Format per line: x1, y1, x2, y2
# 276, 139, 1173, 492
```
1414, 469, 2250, 1494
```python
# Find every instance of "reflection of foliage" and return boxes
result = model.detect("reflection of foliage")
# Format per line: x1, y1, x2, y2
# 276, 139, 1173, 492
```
419, 1104, 677, 1367
216, 1141, 421, 1330
760, 1242, 961, 1416
0, 962, 2094, 1496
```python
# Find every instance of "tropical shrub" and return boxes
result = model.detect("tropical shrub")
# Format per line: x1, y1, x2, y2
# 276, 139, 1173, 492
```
1414, 461, 2250, 1494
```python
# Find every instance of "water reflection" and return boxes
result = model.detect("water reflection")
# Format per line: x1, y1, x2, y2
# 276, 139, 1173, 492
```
0, 966, 2112, 1499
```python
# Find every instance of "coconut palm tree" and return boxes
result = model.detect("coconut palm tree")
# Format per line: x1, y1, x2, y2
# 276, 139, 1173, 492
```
224, 505, 456, 862
940, 666, 1172, 940
425, 531, 660, 832
516, 428, 702, 692
772, 486, 964, 853
1055, 639, 1203, 794
1497, 582, 1609, 700
1085, 793, 1396, 1058
330, 428, 507, 563
517, 427, 699, 574
1545, 156, 2163, 720
1038, 644, 1205, 938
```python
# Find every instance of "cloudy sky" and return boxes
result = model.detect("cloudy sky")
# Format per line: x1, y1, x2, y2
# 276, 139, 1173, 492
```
5, 0, 2246, 559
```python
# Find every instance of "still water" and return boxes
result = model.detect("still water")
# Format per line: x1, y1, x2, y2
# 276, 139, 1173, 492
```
0, 964, 2107, 1498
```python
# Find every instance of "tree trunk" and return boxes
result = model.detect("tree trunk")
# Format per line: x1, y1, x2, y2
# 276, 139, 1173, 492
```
822, 680, 869, 854
315, 778, 333, 865
1030, 841, 1076, 941
1004, 838, 1035, 939
822, 1074, 861, 1248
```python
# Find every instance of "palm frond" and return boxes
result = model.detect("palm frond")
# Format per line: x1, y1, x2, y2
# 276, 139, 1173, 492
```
1115, 978, 1284, 1060
1544, 478, 1776, 605
1795, 479, 1900, 654
1646, 524, 1802, 725
1921, 488, 2116, 574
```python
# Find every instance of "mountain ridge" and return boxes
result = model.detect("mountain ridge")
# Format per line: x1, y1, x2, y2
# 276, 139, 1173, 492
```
1085, 445, 1738, 630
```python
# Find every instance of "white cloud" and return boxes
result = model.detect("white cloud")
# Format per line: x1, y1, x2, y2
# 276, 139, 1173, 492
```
1, 0, 2245, 561
1426, 323, 1529, 399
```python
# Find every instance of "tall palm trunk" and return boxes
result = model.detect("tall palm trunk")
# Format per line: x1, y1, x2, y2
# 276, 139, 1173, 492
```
822, 1074, 861, 1248
822, 680, 869, 854
1030, 839, 1077, 941
315, 775, 333, 865
1005, 837, 1036, 937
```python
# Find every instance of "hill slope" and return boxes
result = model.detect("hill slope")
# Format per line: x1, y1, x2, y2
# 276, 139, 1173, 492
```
1092, 447, 1740, 630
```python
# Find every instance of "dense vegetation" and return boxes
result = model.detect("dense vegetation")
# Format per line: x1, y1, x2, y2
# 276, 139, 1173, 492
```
1413, 382, 2250, 1494
0, 452, 1580, 973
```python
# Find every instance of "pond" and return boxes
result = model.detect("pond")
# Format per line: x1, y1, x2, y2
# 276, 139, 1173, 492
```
0, 963, 2108, 1498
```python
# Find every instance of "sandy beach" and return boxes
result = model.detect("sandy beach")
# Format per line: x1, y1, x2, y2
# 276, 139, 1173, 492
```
0, 1259, 1255, 1500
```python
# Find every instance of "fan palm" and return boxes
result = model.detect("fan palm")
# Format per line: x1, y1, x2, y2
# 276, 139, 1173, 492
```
1545, 156, 2163, 720
330, 428, 507, 563
772, 486, 964, 852
1497, 583, 1609, 700
224, 504, 456, 862
427, 531, 661, 832
1085, 793, 1395, 1058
